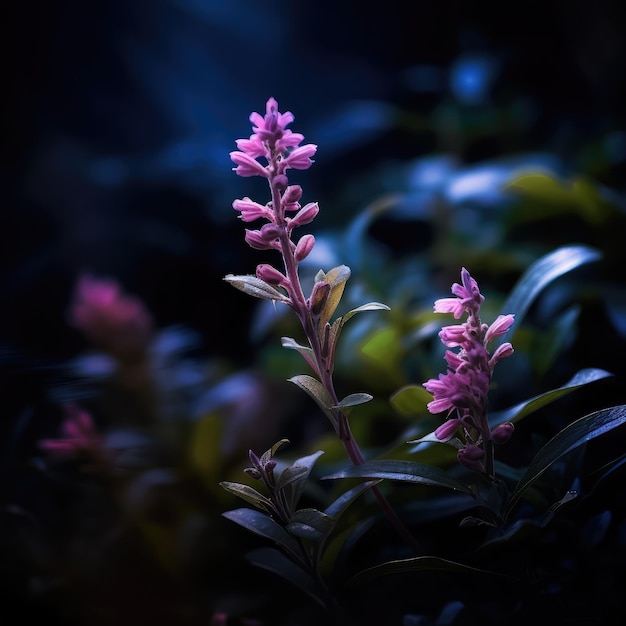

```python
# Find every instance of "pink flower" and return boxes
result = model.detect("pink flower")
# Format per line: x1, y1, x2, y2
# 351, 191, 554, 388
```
233, 197, 273, 222
229, 150, 269, 177
70, 274, 153, 359
484, 314, 515, 343
423, 268, 515, 474
39, 405, 105, 464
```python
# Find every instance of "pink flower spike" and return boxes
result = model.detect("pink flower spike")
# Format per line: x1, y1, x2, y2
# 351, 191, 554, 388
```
230, 151, 269, 177
435, 418, 463, 441
485, 314, 515, 343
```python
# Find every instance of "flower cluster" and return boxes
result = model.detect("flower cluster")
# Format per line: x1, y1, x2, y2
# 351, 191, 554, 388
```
423, 268, 515, 474
230, 97, 318, 274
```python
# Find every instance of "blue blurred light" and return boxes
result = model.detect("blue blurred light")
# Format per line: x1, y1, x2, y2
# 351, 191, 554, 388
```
450, 54, 495, 105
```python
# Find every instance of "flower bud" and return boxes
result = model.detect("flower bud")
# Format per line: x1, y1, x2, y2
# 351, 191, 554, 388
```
294, 234, 315, 262
434, 418, 463, 442
273, 174, 288, 190
256, 264, 287, 286
259, 223, 281, 240
289, 203, 319, 229
282, 185, 303, 209
491, 421, 514, 445
457, 444, 485, 472
232, 197, 270, 222
245, 229, 273, 250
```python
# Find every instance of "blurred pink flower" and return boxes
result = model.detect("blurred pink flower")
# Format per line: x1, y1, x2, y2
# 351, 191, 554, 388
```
70, 274, 153, 359
39, 404, 106, 465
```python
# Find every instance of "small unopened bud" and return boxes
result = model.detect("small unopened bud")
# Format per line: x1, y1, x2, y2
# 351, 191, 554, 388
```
309, 280, 331, 316
491, 422, 515, 445
294, 234, 315, 262
434, 418, 462, 442
245, 229, 273, 250
259, 223, 281, 240
457, 444, 484, 472
289, 203, 319, 229
244, 467, 262, 480
273, 174, 288, 190
256, 264, 287, 286
282, 185, 303, 208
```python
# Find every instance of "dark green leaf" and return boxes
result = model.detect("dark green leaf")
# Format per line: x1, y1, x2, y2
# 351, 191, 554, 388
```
247, 547, 328, 607
490, 368, 612, 427
222, 508, 296, 550
322, 460, 472, 495
277, 450, 324, 513
495, 245, 601, 347
287, 375, 337, 426
347, 555, 517, 586
506, 405, 626, 516
287, 508, 333, 541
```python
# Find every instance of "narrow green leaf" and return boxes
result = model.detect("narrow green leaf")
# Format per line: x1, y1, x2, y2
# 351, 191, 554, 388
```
322, 460, 472, 495
348, 555, 516, 586
222, 508, 296, 549
281, 336, 313, 356
324, 480, 379, 520
490, 368, 612, 428
506, 405, 626, 516
288, 375, 337, 426
407, 431, 464, 450
247, 547, 328, 607
224, 274, 291, 302
495, 245, 601, 347
342, 302, 391, 325
219, 481, 273, 512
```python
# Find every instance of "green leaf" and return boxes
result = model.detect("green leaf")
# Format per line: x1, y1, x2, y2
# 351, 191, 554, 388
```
260, 438, 290, 466
490, 368, 612, 428
324, 480, 379, 520
288, 375, 337, 427
223, 274, 291, 302
322, 460, 472, 495
334, 393, 373, 409
506, 405, 626, 516
495, 245, 601, 347
277, 450, 324, 513
247, 547, 328, 607
219, 481, 273, 512
317, 265, 351, 329
222, 508, 297, 550
407, 431, 464, 450
390, 384, 434, 418
347, 555, 517, 586
287, 508, 333, 541
341, 302, 391, 325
